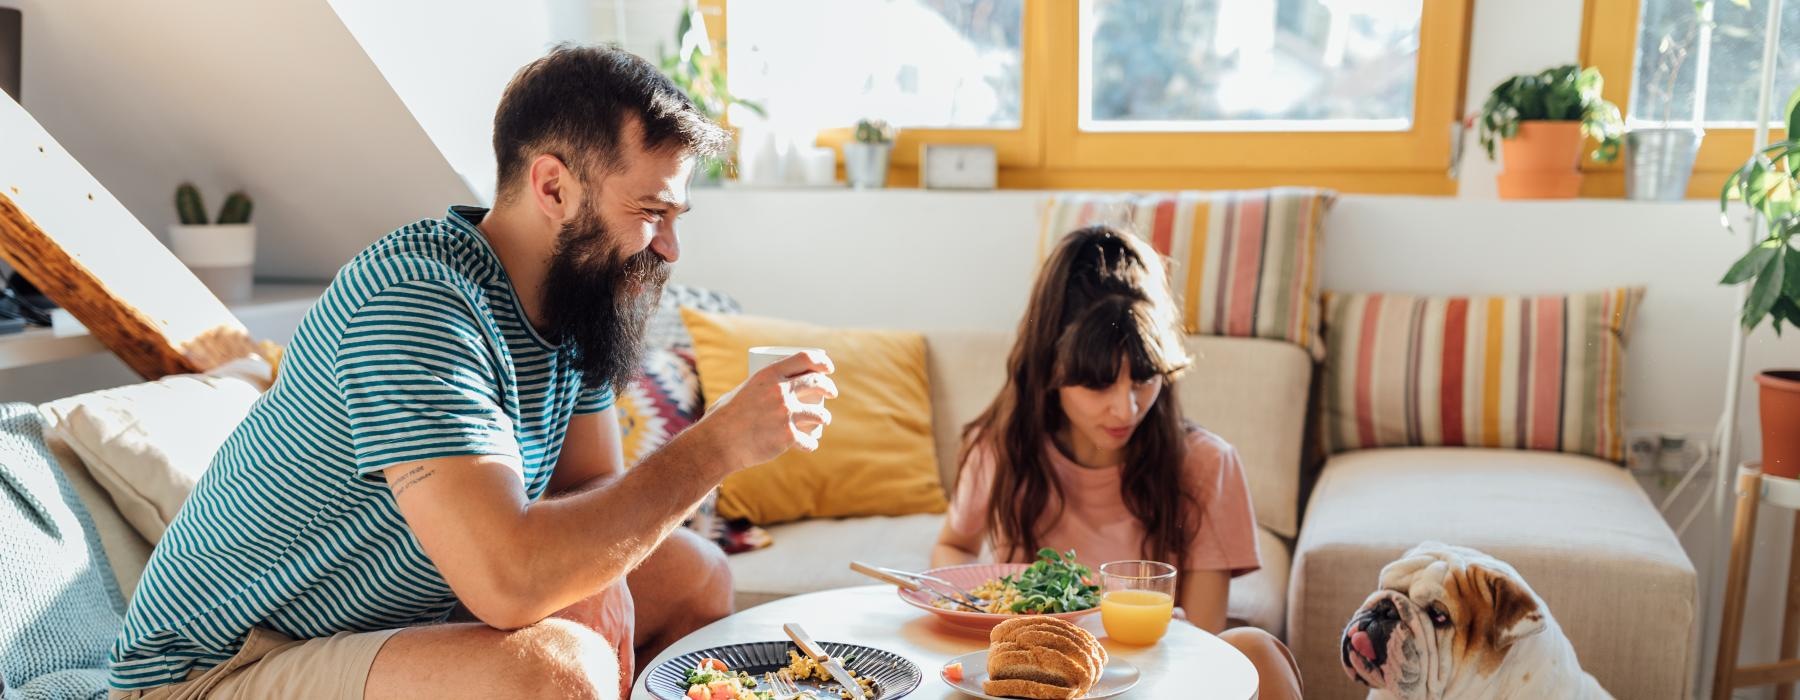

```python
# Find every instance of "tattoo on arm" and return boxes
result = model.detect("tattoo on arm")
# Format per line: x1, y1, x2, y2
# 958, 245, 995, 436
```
391, 465, 438, 498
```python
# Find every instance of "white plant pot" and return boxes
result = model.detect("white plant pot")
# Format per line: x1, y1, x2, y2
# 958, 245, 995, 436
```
168, 223, 255, 302
843, 142, 891, 189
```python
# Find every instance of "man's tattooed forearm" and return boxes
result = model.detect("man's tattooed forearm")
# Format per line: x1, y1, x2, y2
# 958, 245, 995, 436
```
391, 465, 437, 497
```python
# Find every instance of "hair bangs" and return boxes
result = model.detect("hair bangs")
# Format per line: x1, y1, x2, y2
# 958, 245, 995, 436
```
1053, 295, 1189, 389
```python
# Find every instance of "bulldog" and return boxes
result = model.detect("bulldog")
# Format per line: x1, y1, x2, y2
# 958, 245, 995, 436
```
1340, 543, 1610, 699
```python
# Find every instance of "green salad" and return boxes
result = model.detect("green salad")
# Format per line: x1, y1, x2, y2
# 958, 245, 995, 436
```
1001, 548, 1102, 614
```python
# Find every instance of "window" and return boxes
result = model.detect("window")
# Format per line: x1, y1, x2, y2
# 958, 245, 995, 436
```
1082, 0, 1423, 133
718, 0, 1473, 192
1628, 0, 1800, 127
1583, 0, 1800, 197
727, 0, 1024, 132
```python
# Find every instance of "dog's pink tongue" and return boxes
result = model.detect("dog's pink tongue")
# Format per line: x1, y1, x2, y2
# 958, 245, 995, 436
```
1352, 630, 1378, 662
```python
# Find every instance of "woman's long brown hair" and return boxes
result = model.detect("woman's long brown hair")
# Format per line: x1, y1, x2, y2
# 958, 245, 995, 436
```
959, 226, 1197, 572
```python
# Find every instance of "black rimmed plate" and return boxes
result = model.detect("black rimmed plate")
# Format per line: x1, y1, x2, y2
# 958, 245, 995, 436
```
647, 641, 923, 700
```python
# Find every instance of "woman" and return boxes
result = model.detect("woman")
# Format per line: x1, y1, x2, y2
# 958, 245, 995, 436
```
932, 226, 1302, 700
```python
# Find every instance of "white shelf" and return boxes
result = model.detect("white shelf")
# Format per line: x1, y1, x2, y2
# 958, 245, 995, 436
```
0, 282, 325, 372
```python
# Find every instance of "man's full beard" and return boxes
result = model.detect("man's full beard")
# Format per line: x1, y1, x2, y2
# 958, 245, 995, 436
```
539, 207, 669, 391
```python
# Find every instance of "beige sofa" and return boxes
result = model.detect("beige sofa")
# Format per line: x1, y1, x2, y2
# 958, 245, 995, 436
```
724, 330, 1697, 700
38, 330, 1693, 699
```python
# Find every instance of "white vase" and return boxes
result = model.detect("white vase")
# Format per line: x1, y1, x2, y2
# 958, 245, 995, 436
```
168, 224, 255, 302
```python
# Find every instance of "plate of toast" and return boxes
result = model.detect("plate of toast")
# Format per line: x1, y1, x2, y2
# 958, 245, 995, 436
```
939, 616, 1138, 700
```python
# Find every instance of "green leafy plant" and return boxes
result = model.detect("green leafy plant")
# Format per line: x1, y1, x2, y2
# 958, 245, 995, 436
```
1718, 85, 1800, 334
175, 184, 253, 225
1001, 548, 1101, 614
1477, 64, 1625, 163
853, 118, 895, 145
659, 3, 763, 180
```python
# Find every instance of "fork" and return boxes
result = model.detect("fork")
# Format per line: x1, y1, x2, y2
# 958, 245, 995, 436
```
848, 562, 988, 612
763, 670, 821, 700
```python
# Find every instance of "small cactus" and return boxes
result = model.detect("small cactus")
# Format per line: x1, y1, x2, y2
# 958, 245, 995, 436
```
217, 191, 253, 225
175, 183, 208, 225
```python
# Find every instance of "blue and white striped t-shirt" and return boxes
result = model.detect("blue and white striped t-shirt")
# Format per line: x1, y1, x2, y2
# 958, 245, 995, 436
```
109, 206, 614, 690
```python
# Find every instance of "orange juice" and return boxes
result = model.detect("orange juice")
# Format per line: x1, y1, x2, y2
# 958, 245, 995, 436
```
1100, 589, 1174, 645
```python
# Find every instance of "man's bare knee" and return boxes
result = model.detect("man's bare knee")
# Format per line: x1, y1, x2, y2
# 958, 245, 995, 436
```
692, 534, 735, 621
507, 619, 621, 700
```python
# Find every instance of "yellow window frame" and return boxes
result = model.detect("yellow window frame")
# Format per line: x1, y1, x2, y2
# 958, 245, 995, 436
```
712, 0, 1473, 194
1579, 0, 1784, 198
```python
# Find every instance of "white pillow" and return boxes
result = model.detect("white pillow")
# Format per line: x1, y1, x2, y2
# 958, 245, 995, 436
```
41, 372, 264, 543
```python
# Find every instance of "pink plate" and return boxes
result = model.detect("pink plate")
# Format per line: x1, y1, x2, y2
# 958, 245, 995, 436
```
896, 563, 1099, 631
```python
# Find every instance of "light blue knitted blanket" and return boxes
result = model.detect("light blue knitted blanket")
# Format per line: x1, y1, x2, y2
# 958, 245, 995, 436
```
0, 403, 124, 700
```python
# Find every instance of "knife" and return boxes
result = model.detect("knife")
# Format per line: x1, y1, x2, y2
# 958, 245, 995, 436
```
783, 623, 868, 700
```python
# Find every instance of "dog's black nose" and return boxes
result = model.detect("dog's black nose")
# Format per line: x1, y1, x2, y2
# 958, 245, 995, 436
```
1372, 598, 1399, 622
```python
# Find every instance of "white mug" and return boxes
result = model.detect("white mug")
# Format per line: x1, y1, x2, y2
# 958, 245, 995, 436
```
748, 346, 827, 377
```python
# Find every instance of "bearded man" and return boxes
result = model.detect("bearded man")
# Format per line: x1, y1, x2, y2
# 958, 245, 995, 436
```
108, 45, 836, 700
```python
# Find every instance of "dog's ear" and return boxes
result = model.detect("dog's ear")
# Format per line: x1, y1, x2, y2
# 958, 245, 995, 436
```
1474, 565, 1545, 648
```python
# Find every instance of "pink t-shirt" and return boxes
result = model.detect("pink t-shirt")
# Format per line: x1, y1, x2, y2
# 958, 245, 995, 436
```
947, 428, 1261, 577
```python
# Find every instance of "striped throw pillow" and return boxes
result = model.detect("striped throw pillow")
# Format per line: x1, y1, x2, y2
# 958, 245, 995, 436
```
1038, 189, 1335, 358
1320, 288, 1645, 463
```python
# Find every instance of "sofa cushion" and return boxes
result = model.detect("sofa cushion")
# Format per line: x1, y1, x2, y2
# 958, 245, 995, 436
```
1227, 527, 1289, 636
1288, 448, 1695, 700
40, 373, 264, 543
1320, 288, 1645, 463
1038, 189, 1336, 358
1176, 336, 1311, 538
922, 330, 1014, 495
727, 513, 944, 611
919, 331, 1311, 540
685, 309, 946, 525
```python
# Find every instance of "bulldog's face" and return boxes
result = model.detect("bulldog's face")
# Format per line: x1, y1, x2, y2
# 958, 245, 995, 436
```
1340, 543, 1546, 699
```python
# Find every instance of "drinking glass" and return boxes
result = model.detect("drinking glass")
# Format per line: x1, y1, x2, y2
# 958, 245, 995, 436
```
1099, 560, 1177, 645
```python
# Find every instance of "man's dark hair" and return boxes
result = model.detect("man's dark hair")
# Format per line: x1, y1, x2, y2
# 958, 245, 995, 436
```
493, 44, 727, 198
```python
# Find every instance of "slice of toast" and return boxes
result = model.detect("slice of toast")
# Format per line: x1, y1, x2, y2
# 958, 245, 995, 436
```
988, 645, 1089, 689
1013, 629, 1100, 686
981, 678, 1082, 700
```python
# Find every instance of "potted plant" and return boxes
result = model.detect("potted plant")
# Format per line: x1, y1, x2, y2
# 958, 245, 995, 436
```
1476, 64, 1625, 199
659, 1, 763, 185
843, 118, 896, 189
1719, 84, 1800, 478
168, 183, 254, 302
1625, 1, 1712, 200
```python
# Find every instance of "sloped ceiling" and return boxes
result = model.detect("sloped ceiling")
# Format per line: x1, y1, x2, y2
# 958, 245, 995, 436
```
6, 0, 472, 279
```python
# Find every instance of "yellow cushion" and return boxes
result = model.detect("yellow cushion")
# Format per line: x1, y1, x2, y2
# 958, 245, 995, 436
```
681, 308, 947, 524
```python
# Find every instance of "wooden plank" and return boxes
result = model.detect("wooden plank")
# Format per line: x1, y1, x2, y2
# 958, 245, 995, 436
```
0, 92, 256, 380
1715, 469, 1765, 700
1737, 659, 1800, 689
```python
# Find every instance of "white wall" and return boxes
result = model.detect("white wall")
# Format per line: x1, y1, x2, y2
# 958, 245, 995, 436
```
326, 0, 594, 204
1, 0, 472, 279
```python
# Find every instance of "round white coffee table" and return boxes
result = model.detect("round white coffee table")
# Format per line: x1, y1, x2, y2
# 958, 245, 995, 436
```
631, 585, 1259, 700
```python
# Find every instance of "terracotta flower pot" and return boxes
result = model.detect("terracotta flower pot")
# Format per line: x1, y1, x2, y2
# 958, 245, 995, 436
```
1496, 121, 1585, 199
1760, 370, 1800, 479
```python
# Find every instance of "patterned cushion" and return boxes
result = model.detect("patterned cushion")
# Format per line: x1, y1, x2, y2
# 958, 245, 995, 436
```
616, 347, 703, 467
644, 283, 744, 352
618, 285, 770, 554
1038, 189, 1335, 358
1319, 288, 1645, 462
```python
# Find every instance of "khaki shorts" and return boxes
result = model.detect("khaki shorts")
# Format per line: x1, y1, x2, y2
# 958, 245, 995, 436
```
110, 627, 401, 700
